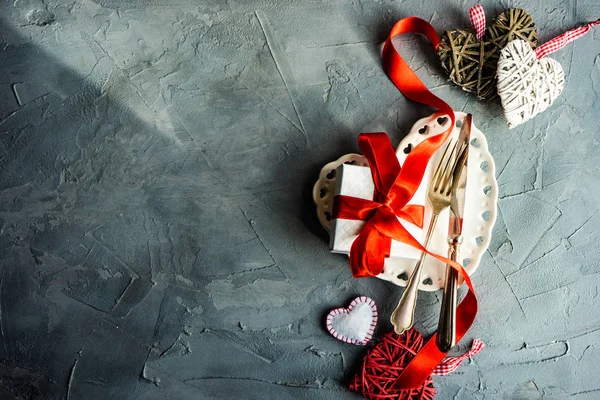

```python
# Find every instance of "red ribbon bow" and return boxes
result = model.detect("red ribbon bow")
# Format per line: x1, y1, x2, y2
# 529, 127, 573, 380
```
333, 133, 427, 278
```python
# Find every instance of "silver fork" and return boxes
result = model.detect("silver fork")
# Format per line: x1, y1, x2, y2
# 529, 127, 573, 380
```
390, 139, 460, 335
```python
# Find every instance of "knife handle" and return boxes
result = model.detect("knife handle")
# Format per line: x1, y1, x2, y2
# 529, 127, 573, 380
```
436, 237, 461, 352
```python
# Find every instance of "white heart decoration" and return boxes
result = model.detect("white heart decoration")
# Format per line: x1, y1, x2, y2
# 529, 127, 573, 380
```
326, 296, 377, 345
497, 39, 565, 129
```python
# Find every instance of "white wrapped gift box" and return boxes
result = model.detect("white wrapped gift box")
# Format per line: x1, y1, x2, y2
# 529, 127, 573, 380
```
329, 163, 427, 260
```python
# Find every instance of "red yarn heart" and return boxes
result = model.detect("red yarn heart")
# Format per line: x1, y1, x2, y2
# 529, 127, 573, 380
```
350, 328, 435, 399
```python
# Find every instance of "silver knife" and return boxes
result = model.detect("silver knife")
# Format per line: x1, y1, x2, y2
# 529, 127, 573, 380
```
436, 114, 472, 352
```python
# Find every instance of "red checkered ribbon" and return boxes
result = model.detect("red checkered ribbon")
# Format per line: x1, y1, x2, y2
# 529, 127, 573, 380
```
535, 18, 600, 59
431, 339, 485, 375
469, 5, 486, 40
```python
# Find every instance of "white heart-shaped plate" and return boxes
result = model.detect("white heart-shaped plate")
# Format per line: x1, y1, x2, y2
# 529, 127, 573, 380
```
313, 111, 498, 291
326, 296, 377, 345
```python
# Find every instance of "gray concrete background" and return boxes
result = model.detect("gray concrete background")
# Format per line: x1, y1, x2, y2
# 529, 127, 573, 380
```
0, 0, 599, 399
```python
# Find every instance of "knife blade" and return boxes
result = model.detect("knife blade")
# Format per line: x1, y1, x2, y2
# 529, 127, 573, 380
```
436, 114, 472, 352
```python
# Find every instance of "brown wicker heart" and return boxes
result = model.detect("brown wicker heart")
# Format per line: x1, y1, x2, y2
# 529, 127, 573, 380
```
437, 8, 538, 100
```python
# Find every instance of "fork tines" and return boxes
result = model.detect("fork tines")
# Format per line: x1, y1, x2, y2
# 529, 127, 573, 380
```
432, 139, 459, 195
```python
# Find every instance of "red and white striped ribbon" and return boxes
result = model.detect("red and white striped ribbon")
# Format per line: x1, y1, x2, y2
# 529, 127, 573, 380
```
535, 18, 600, 59
469, 5, 486, 40
432, 339, 485, 375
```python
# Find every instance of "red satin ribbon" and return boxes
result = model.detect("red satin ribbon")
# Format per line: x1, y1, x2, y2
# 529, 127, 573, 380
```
334, 16, 479, 390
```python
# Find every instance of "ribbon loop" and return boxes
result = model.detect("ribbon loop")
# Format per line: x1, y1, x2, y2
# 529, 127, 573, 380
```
469, 5, 486, 40
333, 15, 481, 391
432, 339, 485, 375
535, 18, 600, 59
381, 16, 481, 391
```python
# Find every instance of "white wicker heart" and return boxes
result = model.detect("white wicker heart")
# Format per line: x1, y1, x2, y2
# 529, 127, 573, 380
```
497, 39, 565, 129
313, 111, 498, 291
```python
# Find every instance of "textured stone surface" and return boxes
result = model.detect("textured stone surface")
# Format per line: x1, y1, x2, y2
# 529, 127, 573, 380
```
0, 0, 599, 399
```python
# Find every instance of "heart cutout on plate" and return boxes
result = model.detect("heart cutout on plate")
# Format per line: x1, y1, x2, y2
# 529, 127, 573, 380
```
497, 40, 565, 128
326, 296, 377, 345
437, 8, 538, 100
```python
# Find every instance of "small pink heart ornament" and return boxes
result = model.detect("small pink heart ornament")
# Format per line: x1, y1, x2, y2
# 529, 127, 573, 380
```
326, 296, 378, 345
